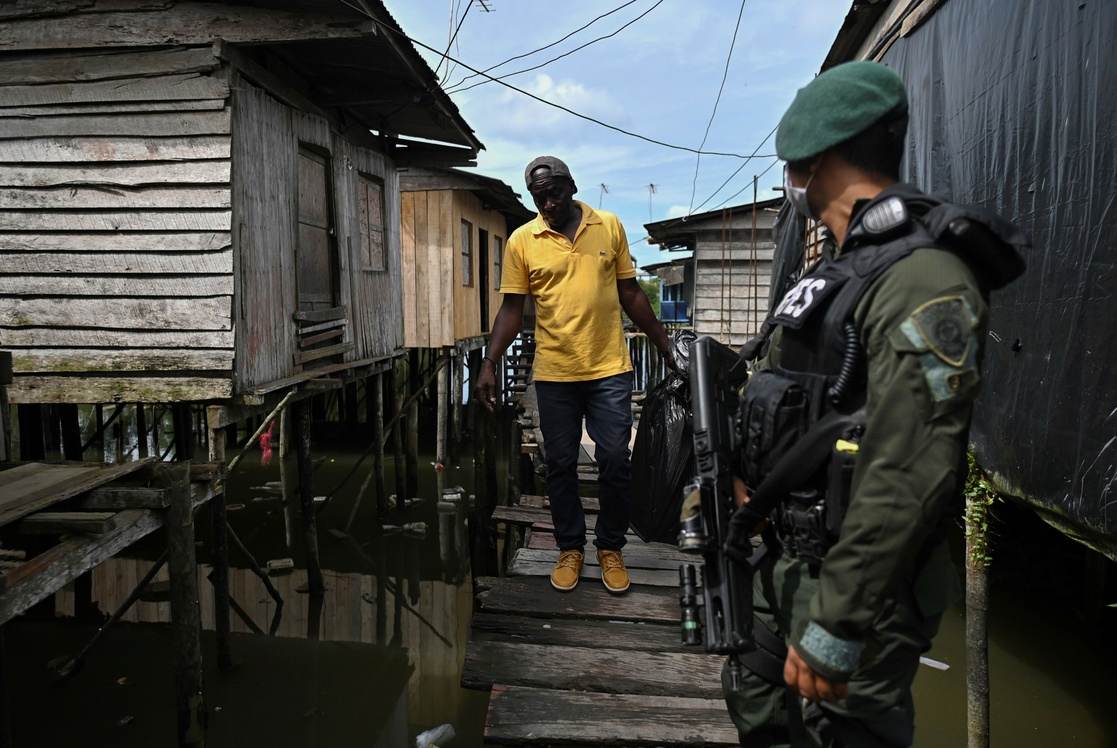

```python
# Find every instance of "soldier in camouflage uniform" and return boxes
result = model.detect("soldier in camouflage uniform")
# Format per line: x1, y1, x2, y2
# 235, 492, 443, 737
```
723, 61, 1025, 747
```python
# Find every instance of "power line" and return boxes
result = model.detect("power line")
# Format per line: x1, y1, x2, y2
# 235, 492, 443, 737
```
447, 0, 663, 96
379, 22, 769, 159
445, 0, 639, 91
690, 122, 779, 214
687, 0, 748, 215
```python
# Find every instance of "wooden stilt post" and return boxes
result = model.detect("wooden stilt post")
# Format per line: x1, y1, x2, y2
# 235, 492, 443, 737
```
279, 407, 295, 552
172, 403, 195, 462
406, 350, 420, 504
436, 349, 449, 466
294, 400, 325, 596
387, 359, 406, 512
0, 352, 11, 464
451, 347, 463, 466
159, 462, 206, 747
59, 404, 82, 461
136, 404, 149, 459
966, 497, 990, 748
206, 420, 233, 672
373, 372, 387, 517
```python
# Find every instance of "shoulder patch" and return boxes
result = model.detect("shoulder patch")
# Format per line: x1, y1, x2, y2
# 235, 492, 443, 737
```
898, 296, 981, 405
910, 297, 971, 366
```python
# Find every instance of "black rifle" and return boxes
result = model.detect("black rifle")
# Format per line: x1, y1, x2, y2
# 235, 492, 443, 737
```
677, 335, 766, 691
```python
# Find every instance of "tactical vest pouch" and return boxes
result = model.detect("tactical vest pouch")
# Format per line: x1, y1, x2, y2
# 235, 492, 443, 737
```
738, 371, 809, 490
824, 431, 861, 540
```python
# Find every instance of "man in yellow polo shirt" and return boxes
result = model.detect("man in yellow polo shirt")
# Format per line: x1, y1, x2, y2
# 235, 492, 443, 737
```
475, 156, 674, 594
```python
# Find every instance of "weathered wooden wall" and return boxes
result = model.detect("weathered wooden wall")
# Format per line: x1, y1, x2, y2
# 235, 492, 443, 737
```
230, 73, 296, 390
692, 212, 778, 347
401, 189, 509, 348
453, 190, 508, 341
0, 46, 236, 403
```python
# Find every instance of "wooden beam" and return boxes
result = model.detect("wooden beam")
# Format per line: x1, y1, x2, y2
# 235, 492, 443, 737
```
0, 46, 219, 86
0, 74, 228, 109
0, 250, 234, 275
0, 135, 230, 164
0, 209, 231, 232
292, 342, 354, 366
16, 511, 118, 535
0, 185, 231, 211
0, 328, 234, 350
11, 348, 233, 375
0, 231, 230, 252
7, 376, 234, 404
79, 487, 168, 510
0, 296, 232, 331
0, 276, 233, 298
0, 161, 231, 188
0, 508, 159, 624
0, 6, 375, 50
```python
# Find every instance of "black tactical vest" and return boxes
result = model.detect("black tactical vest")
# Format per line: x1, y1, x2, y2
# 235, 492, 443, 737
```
763, 183, 1028, 427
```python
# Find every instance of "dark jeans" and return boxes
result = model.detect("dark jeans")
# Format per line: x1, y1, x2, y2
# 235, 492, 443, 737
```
535, 372, 633, 551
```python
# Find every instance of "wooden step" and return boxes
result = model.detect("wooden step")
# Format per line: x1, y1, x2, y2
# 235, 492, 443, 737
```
483, 685, 738, 746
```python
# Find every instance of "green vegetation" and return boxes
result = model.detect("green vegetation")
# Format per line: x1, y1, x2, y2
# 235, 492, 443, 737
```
964, 450, 1000, 570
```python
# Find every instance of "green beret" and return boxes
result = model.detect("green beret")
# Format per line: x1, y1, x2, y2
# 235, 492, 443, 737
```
776, 61, 908, 162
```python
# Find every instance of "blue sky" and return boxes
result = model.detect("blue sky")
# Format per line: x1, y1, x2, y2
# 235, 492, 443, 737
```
388, 1, 852, 269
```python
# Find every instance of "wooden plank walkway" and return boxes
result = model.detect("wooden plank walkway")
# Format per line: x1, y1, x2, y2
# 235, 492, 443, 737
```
467, 380, 739, 745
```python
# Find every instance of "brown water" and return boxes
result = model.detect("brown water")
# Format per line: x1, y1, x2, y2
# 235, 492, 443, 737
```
4, 409, 1116, 747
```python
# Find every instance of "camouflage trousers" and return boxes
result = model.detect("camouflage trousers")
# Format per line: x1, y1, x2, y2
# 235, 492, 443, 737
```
722, 542, 959, 747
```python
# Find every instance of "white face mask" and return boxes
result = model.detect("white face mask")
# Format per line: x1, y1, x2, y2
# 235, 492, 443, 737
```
783, 164, 818, 220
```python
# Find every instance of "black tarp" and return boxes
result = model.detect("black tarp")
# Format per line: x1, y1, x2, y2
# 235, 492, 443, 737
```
871, 0, 1117, 554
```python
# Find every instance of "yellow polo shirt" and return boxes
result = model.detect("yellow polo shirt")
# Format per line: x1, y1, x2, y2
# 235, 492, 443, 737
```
501, 201, 636, 381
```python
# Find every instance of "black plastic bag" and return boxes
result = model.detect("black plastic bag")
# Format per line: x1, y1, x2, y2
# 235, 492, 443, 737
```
630, 332, 696, 543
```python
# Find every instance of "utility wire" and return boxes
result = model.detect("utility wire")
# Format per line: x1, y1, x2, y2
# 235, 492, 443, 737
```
690, 122, 778, 214
445, 0, 640, 91
380, 23, 765, 159
687, 0, 748, 215
438, 0, 473, 81
446, 0, 663, 96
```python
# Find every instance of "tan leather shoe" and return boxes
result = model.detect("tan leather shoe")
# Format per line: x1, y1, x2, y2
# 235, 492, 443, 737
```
550, 549, 584, 591
597, 549, 630, 594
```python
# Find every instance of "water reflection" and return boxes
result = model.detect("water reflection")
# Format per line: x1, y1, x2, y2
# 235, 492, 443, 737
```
24, 422, 492, 746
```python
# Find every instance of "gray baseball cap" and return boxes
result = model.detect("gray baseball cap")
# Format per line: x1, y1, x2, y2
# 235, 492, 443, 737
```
524, 156, 573, 188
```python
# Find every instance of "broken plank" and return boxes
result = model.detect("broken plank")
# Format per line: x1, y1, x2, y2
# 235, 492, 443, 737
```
476, 575, 681, 624
463, 641, 724, 698
471, 612, 689, 653
484, 684, 738, 747
17, 511, 117, 535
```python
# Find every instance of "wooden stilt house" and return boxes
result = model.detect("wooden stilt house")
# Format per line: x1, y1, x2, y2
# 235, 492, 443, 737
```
644, 197, 783, 347
0, 0, 483, 407
398, 167, 534, 350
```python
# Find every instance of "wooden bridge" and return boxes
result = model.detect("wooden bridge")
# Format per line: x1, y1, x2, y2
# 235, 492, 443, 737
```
461, 379, 739, 746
